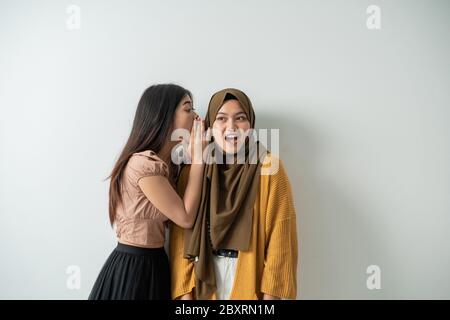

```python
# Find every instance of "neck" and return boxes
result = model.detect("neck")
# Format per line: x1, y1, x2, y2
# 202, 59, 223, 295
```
158, 142, 175, 166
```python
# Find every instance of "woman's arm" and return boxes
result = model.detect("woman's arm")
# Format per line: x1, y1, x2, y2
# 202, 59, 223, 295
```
260, 157, 298, 299
138, 163, 204, 228
138, 119, 207, 228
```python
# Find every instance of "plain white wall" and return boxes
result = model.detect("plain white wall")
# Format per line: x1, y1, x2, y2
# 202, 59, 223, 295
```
1, 0, 449, 299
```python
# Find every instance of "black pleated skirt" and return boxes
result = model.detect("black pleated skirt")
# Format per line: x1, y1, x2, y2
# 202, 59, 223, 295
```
88, 243, 171, 300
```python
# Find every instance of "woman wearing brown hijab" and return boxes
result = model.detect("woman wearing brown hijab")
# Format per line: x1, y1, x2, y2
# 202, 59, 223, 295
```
169, 88, 298, 300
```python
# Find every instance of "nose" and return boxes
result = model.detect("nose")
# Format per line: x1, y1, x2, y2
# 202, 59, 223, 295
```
226, 118, 237, 131
193, 112, 199, 120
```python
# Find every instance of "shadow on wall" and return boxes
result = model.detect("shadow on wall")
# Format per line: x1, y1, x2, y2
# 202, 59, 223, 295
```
257, 107, 391, 299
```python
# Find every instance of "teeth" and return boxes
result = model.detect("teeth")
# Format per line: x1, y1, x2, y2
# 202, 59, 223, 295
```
225, 135, 238, 140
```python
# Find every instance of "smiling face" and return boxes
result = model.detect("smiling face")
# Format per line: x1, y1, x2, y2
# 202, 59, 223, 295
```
212, 99, 251, 155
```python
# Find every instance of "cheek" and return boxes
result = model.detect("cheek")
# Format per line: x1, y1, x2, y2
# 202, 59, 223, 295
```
212, 123, 225, 140
174, 113, 193, 131
238, 122, 251, 132
185, 115, 194, 131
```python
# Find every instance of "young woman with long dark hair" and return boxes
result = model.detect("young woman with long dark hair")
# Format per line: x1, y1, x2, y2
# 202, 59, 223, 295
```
89, 84, 208, 300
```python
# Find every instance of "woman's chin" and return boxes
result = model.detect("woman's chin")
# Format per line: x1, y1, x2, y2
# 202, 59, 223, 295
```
216, 141, 245, 156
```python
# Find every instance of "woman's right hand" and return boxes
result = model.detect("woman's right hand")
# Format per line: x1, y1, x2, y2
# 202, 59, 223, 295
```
188, 117, 210, 164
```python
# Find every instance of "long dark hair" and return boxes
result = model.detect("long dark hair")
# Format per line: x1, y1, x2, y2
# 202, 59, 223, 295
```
108, 84, 192, 225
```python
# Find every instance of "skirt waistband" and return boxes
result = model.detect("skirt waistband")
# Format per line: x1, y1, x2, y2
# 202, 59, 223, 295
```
115, 242, 165, 256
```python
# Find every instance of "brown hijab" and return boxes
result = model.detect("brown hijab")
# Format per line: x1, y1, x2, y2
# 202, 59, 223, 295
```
184, 88, 266, 299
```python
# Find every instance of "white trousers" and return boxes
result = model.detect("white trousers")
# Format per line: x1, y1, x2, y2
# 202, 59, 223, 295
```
212, 255, 238, 300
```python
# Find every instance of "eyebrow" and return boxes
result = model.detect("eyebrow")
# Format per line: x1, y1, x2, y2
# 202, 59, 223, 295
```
183, 100, 192, 106
216, 111, 247, 116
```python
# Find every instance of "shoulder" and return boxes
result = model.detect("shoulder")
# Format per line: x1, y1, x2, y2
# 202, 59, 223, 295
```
127, 150, 169, 180
260, 153, 296, 221
259, 152, 294, 200
260, 152, 287, 181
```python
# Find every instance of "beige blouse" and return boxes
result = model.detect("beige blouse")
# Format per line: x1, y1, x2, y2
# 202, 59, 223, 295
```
115, 150, 172, 248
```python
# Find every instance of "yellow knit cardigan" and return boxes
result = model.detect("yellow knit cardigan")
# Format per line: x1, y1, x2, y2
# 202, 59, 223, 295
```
169, 154, 298, 299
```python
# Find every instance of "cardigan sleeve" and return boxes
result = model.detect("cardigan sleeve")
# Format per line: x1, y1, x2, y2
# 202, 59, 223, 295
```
260, 157, 298, 299
169, 165, 196, 299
